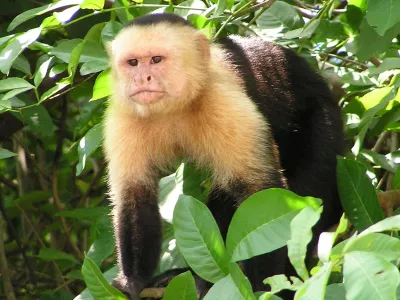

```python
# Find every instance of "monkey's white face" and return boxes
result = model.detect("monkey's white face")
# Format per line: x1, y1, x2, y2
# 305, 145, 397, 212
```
109, 24, 210, 117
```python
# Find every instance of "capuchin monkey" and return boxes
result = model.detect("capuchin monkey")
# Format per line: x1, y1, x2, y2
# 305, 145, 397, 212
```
104, 13, 344, 299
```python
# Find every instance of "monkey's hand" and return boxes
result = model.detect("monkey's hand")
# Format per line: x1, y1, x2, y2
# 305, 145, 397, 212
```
112, 273, 146, 300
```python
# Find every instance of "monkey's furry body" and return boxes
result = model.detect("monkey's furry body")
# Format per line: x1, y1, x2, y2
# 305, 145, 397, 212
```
104, 13, 344, 299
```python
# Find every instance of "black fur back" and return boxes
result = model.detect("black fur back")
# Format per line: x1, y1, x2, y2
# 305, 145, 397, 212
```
217, 36, 344, 229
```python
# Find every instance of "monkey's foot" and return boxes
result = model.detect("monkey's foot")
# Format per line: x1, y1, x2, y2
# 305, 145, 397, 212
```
112, 274, 146, 300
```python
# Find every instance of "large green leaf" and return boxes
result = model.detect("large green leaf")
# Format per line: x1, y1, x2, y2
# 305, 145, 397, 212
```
344, 233, 400, 262
0, 28, 42, 74
343, 251, 400, 300
11, 103, 54, 136
226, 188, 321, 262
163, 271, 197, 300
8, 0, 82, 31
203, 263, 256, 300
337, 158, 384, 231
325, 284, 346, 300
82, 256, 126, 300
287, 207, 320, 281
366, 0, 400, 36
256, 1, 303, 30
173, 195, 228, 283
0, 78, 34, 92
359, 215, 400, 236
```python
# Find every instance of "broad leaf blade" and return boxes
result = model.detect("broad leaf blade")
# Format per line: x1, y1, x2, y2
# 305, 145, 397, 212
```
163, 271, 197, 300
287, 207, 320, 281
82, 256, 126, 300
343, 251, 400, 300
337, 158, 384, 231
173, 195, 228, 283
226, 188, 322, 262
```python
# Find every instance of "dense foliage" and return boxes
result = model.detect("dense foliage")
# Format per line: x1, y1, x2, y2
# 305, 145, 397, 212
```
1, 0, 400, 299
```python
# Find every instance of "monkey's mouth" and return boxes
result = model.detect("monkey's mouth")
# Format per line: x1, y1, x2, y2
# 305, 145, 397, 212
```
130, 91, 165, 104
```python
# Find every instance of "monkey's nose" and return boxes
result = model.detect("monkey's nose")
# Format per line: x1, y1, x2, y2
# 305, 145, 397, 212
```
147, 76, 151, 81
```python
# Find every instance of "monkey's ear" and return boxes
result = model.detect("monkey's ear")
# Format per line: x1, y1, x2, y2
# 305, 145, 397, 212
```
195, 32, 210, 61
105, 41, 113, 57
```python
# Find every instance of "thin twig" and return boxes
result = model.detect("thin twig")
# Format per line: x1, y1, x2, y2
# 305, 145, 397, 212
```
320, 53, 369, 70
52, 98, 84, 261
0, 217, 17, 300
372, 131, 390, 153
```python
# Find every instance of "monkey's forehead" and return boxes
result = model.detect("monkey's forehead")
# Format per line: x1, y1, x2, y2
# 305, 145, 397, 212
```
112, 25, 199, 58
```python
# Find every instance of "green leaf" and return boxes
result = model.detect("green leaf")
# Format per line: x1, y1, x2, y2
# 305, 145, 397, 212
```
8, 0, 82, 31
87, 214, 115, 266
359, 215, 400, 236
203, 263, 256, 300
287, 207, 320, 281
355, 20, 400, 61
81, 0, 105, 9
284, 19, 320, 39
366, 0, 400, 36
34, 57, 54, 87
12, 104, 54, 136
0, 27, 42, 74
360, 150, 397, 173
101, 21, 123, 45
80, 60, 109, 76
163, 271, 197, 300
54, 5, 80, 23
262, 275, 302, 298
256, 1, 303, 30
228, 263, 256, 300
325, 283, 346, 300
49, 39, 82, 63
173, 195, 228, 283
343, 252, 400, 300
344, 233, 400, 262
318, 214, 349, 262
39, 81, 70, 103
336, 158, 384, 231
12, 54, 31, 75
0, 99, 11, 113
294, 262, 333, 300
0, 148, 17, 159
91, 69, 111, 101
226, 188, 322, 262
75, 266, 119, 300
56, 207, 109, 222
369, 58, 400, 75
67, 41, 86, 82
82, 256, 126, 300
76, 123, 103, 175
38, 248, 78, 264
0, 78, 34, 92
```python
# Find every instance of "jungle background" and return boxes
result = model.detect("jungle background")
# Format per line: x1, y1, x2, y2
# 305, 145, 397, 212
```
1, 0, 400, 299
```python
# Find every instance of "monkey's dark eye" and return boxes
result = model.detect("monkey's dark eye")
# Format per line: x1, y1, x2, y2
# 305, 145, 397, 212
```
151, 56, 163, 64
127, 59, 138, 66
